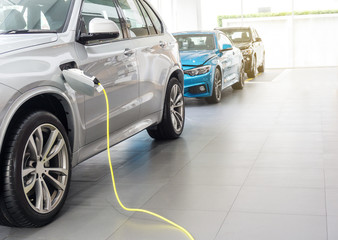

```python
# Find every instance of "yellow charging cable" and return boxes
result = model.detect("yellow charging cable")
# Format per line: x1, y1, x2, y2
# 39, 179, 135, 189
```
99, 83, 194, 240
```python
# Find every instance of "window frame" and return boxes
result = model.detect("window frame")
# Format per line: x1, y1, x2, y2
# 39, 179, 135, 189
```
139, 0, 163, 34
116, 0, 150, 38
136, 0, 157, 35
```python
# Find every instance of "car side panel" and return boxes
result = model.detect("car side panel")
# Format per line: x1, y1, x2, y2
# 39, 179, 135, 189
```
136, 33, 180, 119
75, 40, 140, 145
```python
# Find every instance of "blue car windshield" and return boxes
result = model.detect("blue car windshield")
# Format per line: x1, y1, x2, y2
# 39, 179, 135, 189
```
0, 0, 73, 33
175, 34, 215, 51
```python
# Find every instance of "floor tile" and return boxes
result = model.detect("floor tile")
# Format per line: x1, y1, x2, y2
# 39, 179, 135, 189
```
326, 189, 338, 216
143, 184, 240, 211
324, 154, 338, 169
67, 182, 165, 210
8, 206, 128, 240
189, 152, 258, 168
325, 169, 338, 188
254, 153, 323, 168
261, 132, 323, 153
328, 216, 338, 240
170, 165, 250, 186
109, 210, 226, 240
215, 212, 327, 240
233, 186, 326, 215
245, 167, 324, 188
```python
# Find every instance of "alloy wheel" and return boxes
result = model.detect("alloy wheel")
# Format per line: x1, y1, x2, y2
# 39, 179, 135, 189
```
214, 70, 222, 101
22, 124, 69, 214
170, 84, 184, 133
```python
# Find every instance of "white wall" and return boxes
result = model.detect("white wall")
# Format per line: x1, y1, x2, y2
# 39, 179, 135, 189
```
223, 14, 338, 68
147, 0, 201, 32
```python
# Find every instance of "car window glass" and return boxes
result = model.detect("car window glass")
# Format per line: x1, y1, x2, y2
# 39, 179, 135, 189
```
141, 1, 163, 34
223, 29, 251, 43
138, 2, 156, 35
218, 33, 232, 49
174, 34, 215, 51
0, 0, 73, 33
81, 0, 123, 41
117, 0, 149, 37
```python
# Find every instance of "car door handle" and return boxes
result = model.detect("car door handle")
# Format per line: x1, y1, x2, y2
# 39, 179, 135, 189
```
124, 48, 135, 57
159, 41, 167, 48
232, 51, 235, 55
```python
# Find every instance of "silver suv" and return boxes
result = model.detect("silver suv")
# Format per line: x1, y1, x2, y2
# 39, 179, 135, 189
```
0, 0, 184, 227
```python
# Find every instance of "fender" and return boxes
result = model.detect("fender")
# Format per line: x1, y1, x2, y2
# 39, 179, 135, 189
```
0, 85, 83, 165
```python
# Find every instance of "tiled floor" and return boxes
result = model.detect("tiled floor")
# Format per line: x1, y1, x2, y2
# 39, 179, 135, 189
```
2, 67, 338, 240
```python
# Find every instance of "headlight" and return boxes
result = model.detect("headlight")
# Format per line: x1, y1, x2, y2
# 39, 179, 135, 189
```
184, 65, 211, 76
242, 49, 253, 55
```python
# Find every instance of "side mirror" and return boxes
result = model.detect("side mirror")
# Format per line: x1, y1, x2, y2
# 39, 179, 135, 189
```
79, 18, 120, 44
255, 37, 262, 42
221, 43, 233, 52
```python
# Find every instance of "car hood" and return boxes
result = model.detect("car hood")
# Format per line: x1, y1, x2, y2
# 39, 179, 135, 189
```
234, 42, 251, 50
180, 50, 217, 66
0, 34, 58, 55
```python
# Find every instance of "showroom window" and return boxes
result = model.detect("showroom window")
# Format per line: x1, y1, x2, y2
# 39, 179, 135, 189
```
81, 0, 123, 41
117, 0, 149, 37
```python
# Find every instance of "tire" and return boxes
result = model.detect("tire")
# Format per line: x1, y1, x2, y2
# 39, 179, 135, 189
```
258, 53, 265, 73
247, 55, 257, 78
147, 77, 185, 140
232, 62, 245, 90
0, 111, 71, 227
206, 68, 222, 104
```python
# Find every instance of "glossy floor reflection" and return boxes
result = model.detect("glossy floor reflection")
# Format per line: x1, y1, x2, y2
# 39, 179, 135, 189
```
2, 67, 338, 240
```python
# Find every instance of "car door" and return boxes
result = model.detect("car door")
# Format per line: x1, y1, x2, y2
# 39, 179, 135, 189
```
217, 33, 238, 86
76, 0, 140, 145
117, 0, 175, 118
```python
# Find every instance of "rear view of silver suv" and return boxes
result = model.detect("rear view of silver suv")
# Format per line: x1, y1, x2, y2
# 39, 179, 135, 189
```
0, 0, 184, 227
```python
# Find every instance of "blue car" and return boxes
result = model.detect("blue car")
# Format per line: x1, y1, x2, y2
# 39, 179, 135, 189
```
173, 31, 244, 103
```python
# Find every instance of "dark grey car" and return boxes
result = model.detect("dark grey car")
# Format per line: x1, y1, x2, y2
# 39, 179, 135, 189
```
216, 26, 265, 78
0, 0, 184, 227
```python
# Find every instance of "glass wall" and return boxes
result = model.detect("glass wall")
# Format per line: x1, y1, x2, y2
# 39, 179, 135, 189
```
150, 0, 338, 67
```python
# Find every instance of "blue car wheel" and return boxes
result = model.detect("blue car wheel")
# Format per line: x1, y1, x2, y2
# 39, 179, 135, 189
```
206, 68, 222, 104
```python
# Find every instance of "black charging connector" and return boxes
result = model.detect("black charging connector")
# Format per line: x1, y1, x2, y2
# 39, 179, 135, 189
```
93, 78, 100, 85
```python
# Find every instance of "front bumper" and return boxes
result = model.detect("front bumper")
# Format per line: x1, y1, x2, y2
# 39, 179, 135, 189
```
183, 68, 214, 98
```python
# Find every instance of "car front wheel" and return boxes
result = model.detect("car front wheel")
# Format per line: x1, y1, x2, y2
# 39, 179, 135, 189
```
206, 68, 222, 104
258, 53, 265, 73
147, 77, 185, 140
247, 56, 257, 78
0, 111, 71, 227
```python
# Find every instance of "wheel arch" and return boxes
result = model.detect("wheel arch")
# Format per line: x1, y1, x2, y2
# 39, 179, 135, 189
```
169, 68, 184, 87
0, 89, 78, 160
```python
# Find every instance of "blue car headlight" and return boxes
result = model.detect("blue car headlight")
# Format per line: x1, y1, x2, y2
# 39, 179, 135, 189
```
184, 65, 211, 76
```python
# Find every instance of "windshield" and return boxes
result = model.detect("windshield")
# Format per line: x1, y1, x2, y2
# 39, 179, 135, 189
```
221, 29, 252, 43
174, 34, 215, 51
0, 0, 73, 33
